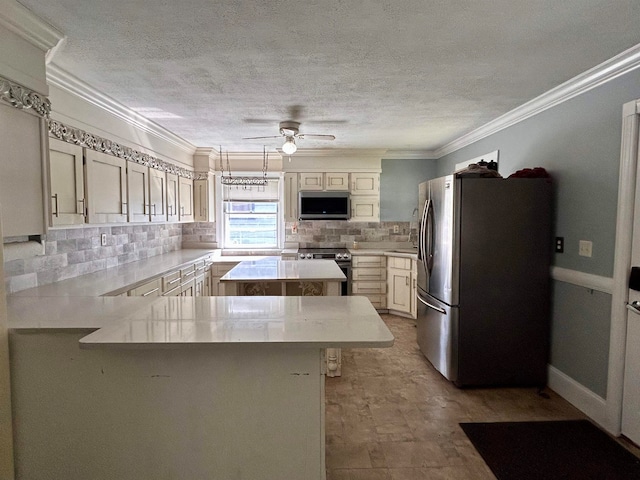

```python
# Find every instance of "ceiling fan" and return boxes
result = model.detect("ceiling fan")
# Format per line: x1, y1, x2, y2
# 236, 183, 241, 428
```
243, 120, 335, 154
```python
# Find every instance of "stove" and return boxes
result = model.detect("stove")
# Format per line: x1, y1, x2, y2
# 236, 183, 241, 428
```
297, 248, 351, 262
296, 248, 351, 295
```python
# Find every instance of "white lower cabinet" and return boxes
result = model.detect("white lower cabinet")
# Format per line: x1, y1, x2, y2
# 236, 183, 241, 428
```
352, 255, 387, 310
386, 255, 417, 318
211, 262, 239, 296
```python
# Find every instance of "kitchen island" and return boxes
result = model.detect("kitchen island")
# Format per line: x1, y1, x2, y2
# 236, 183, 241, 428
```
8, 295, 393, 480
219, 256, 345, 297
220, 257, 347, 376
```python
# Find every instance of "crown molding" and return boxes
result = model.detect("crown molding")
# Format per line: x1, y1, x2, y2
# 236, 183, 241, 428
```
0, 0, 64, 52
382, 149, 438, 160
434, 42, 640, 158
46, 63, 197, 155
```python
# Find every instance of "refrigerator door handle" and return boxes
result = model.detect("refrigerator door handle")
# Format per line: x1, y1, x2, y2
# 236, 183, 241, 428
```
425, 199, 435, 273
418, 198, 429, 265
417, 295, 446, 314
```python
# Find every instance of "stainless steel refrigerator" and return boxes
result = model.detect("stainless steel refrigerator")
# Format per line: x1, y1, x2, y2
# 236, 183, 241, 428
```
416, 175, 552, 387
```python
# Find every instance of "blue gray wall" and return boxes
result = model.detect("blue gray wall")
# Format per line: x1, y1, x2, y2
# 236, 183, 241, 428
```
433, 67, 640, 397
380, 158, 438, 221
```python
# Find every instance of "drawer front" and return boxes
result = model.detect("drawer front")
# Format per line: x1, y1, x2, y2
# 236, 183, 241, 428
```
181, 264, 196, 281
352, 281, 386, 294
352, 267, 386, 281
359, 294, 387, 309
162, 270, 182, 293
352, 256, 386, 268
387, 256, 412, 270
129, 278, 162, 297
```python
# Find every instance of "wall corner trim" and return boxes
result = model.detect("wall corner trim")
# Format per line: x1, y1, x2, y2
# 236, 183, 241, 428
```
551, 266, 613, 294
434, 43, 640, 158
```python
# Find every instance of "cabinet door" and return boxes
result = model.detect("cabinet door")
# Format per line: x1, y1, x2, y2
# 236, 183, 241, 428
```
299, 173, 323, 191
284, 172, 298, 222
127, 162, 150, 223
325, 173, 349, 191
351, 196, 379, 222
194, 178, 214, 222
387, 268, 411, 313
85, 150, 127, 223
49, 138, 85, 226
0, 103, 46, 236
178, 176, 194, 222
350, 173, 380, 195
166, 173, 179, 222
149, 168, 167, 222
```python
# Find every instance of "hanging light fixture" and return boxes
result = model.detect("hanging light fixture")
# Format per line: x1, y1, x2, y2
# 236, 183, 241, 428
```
282, 136, 297, 155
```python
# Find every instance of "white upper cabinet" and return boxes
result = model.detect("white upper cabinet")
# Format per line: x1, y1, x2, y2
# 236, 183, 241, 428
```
298, 172, 350, 191
284, 173, 298, 222
166, 172, 179, 222
127, 162, 150, 223
85, 150, 127, 224
194, 177, 215, 222
48, 138, 85, 226
0, 103, 46, 236
350, 173, 379, 195
299, 173, 324, 191
351, 195, 379, 222
149, 168, 167, 222
325, 172, 349, 191
178, 176, 194, 222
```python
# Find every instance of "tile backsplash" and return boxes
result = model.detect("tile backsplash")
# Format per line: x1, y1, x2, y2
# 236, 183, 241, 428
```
4, 224, 183, 294
286, 221, 415, 248
3, 220, 414, 293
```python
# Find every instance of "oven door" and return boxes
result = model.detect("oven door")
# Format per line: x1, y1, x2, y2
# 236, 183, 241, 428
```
336, 262, 352, 296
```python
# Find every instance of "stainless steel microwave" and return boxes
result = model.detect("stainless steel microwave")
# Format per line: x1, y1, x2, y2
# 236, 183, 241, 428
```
298, 191, 350, 220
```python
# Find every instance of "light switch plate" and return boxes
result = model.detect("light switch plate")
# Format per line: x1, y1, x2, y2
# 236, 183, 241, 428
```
579, 240, 592, 257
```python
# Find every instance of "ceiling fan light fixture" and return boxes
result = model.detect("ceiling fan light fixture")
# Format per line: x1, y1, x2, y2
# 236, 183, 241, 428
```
282, 136, 297, 155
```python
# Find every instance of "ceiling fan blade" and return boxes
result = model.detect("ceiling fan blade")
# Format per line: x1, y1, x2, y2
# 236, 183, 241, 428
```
242, 118, 280, 124
297, 134, 336, 140
242, 135, 282, 140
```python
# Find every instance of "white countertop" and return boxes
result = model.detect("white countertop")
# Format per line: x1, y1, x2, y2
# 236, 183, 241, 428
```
220, 257, 346, 282
78, 296, 393, 349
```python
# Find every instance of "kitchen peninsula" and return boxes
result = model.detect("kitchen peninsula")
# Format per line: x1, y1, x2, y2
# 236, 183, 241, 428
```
6, 249, 393, 479
9, 293, 393, 480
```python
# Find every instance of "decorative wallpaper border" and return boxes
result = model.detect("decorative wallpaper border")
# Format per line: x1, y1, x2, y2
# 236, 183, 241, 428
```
0, 75, 51, 118
48, 119, 208, 180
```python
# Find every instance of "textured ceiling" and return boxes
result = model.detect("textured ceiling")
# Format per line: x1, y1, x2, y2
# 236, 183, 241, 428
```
18, 0, 640, 154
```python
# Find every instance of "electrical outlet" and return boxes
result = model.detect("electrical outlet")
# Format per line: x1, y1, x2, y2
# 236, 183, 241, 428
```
555, 237, 564, 253
291, 223, 298, 234
578, 240, 592, 257
393, 225, 399, 233
101, 233, 107, 246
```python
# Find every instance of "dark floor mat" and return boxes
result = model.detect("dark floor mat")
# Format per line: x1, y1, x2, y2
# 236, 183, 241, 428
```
460, 419, 640, 480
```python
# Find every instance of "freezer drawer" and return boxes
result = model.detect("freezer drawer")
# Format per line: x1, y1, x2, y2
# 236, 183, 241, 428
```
416, 291, 458, 382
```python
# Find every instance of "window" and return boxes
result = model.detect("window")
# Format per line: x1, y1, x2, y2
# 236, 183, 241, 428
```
222, 178, 280, 249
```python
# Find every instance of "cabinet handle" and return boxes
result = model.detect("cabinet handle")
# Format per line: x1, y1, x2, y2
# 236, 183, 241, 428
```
121, 202, 128, 215
152, 204, 156, 216
183, 270, 195, 278
181, 206, 185, 217
142, 288, 160, 296
77, 198, 85, 216
167, 277, 181, 285
51, 194, 59, 218
406, 277, 409, 286
168, 205, 172, 216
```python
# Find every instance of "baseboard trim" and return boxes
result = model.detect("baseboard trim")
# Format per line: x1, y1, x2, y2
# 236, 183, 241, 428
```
548, 364, 609, 431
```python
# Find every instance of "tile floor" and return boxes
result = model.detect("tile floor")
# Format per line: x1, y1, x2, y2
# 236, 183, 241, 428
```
324, 313, 586, 479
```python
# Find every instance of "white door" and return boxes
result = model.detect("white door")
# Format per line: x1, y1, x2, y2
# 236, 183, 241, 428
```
622, 102, 640, 445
